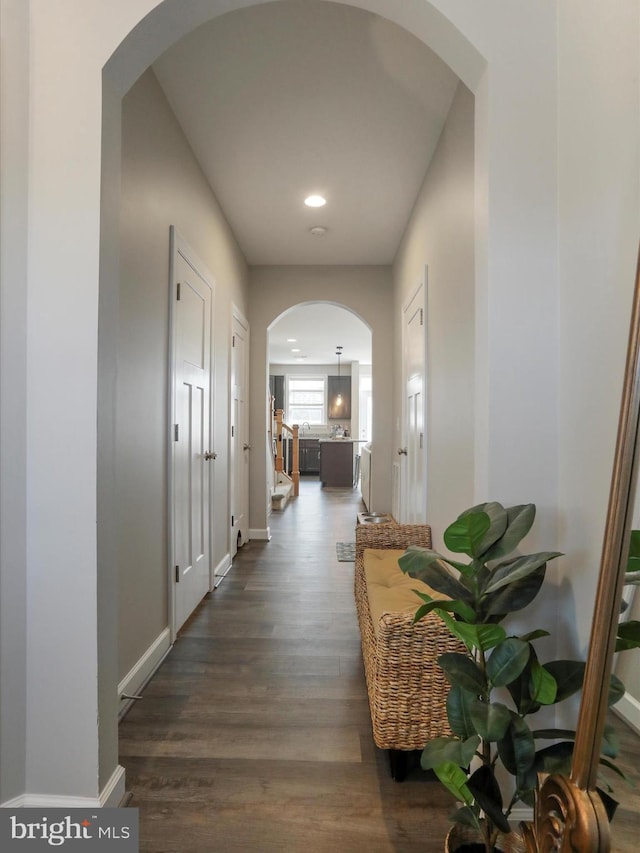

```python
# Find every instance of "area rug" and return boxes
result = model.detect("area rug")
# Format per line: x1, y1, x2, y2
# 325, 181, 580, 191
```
336, 541, 356, 562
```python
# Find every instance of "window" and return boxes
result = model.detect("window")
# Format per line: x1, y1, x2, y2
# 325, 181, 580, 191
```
287, 377, 326, 425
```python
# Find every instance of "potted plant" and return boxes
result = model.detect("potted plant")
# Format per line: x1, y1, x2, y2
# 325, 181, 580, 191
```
398, 502, 626, 853
618, 528, 640, 651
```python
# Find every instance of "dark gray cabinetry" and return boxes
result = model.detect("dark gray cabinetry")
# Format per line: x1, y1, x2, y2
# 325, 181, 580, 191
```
269, 374, 285, 412
320, 441, 353, 487
286, 439, 321, 474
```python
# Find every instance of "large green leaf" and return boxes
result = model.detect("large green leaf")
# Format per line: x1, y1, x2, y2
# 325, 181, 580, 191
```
459, 502, 509, 557
616, 619, 640, 652
486, 638, 530, 687
451, 805, 481, 831
505, 646, 542, 716
484, 552, 562, 595
421, 735, 479, 770
446, 685, 477, 739
530, 727, 577, 740
529, 657, 557, 705
467, 765, 511, 834
534, 741, 574, 774
514, 766, 539, 808
542, 660, 585, 702
628, 528, 640, 559
608, 673, 625, 706
438, 652, 487, 695
412, 596, 477, 625
469, 699, 512, 742
483, 504, 537, 562
399, 548, 474, 601
602, 724, 620, 759
451, 623, 507, 653
484, 567, 546, 616
519, 629, 551, 642
434, 761, 474, 805
443, 511, 492, 558
497, 713, 535, 778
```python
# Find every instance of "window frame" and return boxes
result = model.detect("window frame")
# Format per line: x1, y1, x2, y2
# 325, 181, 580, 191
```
285, 374, 327, 426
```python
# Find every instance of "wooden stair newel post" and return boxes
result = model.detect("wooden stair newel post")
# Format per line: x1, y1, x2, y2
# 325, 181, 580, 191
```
292, 424, 300, 496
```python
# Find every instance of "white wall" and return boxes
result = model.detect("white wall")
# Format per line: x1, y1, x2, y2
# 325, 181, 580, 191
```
118, 69, 249, 680
250, 266, 393, 534
0, 0, 29, 804
1, 0, 638, 809
557, 0, 640, 677
393, 82, 475, 547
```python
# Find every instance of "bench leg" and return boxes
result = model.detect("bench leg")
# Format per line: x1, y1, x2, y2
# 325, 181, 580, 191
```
388, 749, 410, 781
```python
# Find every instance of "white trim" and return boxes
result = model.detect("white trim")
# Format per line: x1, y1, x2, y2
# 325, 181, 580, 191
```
1, 766, 124, 810
509, 806, 533, 824
118, 627, 171, 717
249, 527, 271, 541
212, 553, 232, 589
613, 691, 640, 735
100, 765, 127, 807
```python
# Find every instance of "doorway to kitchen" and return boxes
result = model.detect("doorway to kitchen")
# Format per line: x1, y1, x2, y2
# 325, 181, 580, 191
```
268, 302, 372, 515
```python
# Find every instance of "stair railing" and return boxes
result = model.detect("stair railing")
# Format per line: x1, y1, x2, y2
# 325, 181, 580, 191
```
274, 409, 300, 497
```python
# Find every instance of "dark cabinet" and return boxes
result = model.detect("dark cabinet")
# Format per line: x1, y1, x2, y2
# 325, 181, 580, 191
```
269, 374, 285, 412
320, 441, 354, 487
301, 439, 321, 473
286, 438, 320, 474
327, 376, 351, 420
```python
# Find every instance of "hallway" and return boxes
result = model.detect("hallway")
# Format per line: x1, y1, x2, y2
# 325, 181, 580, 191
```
119, 479, 452, 851
118, 479, 640, 851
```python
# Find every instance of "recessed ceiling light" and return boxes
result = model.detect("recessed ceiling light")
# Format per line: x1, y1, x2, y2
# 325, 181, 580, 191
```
291, 348, 301, 353
287, 338, 297, 342
309, 226, 328, 237
304, 194, 326, 208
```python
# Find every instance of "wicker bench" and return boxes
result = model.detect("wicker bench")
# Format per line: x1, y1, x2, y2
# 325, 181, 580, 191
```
354, 522, 465, 779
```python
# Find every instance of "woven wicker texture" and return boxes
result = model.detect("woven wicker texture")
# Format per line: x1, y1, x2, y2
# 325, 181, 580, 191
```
354, 523, 466, 750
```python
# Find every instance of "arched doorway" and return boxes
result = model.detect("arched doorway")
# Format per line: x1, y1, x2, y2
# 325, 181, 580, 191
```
267, 301, 372, 515
4, 0, 488, 807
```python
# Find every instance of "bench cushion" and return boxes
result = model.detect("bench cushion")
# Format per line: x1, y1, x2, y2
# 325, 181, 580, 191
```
363, 548, 448, 637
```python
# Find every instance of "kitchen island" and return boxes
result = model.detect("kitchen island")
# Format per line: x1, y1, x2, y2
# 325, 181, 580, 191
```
319, 439, 354, 487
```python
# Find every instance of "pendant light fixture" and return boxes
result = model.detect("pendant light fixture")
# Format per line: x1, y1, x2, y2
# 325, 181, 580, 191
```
335, 346, 343, 405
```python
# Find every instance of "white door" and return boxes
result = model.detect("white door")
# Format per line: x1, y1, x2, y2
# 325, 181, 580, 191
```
230, 310, 250, 555
171, 230, 214, 634
402, 274, 427, 523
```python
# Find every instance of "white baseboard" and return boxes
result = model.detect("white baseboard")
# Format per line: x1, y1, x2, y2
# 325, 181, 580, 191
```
118, 627, 171, 717
100, 764, 126, 807
613, 691, 640, 734
510, 805, 533, 824
0, 767, 126, 811
213, 553, 232, 589
249, 527, 271, 541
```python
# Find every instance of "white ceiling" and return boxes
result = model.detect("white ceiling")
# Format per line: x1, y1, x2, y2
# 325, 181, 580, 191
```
268, 302, 372, 366
153, 1, 459, 364
153, 0, 459, 267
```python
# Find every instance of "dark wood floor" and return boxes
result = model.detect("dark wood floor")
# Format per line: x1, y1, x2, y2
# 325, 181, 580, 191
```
119, 478, 639, 852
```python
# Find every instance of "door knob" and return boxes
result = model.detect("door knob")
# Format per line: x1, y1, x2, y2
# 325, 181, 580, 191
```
204, 451, 217, 461
398, 447, 408, 456
243, 443, 251, 451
